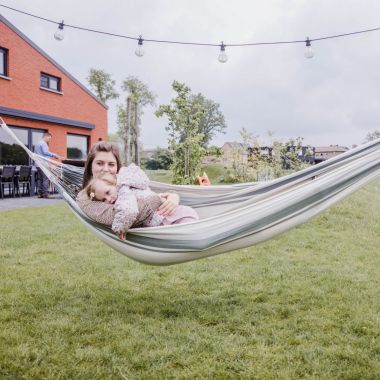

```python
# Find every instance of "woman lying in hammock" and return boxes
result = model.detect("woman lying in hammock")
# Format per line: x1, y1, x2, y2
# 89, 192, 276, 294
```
76, 141, 198, 239
85, 165, 198, 239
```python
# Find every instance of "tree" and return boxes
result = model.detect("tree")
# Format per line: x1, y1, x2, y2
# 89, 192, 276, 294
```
117, 104, 130, 165
156, 81, 206, 184
143, 147, 173, 170
227, 128, 264, 183
279, 137, 304, 170
117, 76, 156, 165
108, 132, 125, 163
221, 129, 310, 183
364, 129, 380, 142
189, 93, 227, 148
86, 68, 119, 103
207, 145, 223, 157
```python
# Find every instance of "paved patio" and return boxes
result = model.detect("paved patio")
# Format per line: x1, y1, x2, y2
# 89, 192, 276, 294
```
0, 195, 64, 212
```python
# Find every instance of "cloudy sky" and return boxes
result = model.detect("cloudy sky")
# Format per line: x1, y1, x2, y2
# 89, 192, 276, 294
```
1, 0, 380, 148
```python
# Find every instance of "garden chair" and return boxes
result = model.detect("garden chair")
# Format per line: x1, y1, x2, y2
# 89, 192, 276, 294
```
15, 166, 32, 197
0, 166, 16, 198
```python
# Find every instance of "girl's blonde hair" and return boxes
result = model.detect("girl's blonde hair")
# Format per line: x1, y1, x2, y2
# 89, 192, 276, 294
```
85, 172, 117, 201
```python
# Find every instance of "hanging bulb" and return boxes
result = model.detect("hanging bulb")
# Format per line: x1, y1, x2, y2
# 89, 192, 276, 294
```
54, 21, 65, 41
218, 42, 228, 63
135, 36, 144, 57
304, 37, 314, 59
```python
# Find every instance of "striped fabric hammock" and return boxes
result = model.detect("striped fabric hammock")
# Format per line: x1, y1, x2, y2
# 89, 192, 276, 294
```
1, 118, 380, 265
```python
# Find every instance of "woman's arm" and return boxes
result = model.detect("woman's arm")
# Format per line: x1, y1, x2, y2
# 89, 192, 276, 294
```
157, 192, 180, 216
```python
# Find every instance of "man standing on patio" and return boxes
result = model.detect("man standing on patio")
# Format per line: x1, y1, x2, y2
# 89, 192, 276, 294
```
34, 132, 63, 198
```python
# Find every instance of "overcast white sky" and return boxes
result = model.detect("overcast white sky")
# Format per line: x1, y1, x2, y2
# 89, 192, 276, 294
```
2, 0, 380, 148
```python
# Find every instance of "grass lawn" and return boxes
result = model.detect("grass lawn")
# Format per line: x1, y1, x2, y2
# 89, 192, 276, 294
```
145, 169, 173, 184
0, 179, 379, 379
146, 164, 227, 185
200, 164, 227, 185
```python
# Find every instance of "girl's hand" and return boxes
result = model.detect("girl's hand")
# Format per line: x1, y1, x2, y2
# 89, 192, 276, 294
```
118, 231, 126, 240
158, 192, 179, 216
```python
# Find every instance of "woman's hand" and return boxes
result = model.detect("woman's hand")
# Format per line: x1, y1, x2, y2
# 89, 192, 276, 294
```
157, 192, 180, 216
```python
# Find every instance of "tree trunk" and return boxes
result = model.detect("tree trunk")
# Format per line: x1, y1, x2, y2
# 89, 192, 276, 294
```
185, 145, 189, 177
124, 97, 131, 165
134, 101, 140, 165
129, 102, 135, 165
184, 130, 189, 177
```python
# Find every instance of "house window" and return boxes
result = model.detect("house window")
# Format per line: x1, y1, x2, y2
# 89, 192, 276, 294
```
67, 134, 88, 160
32, 130, 45, 153
0, 47, 8, 76
40, 72, 61, 91
0, 126, 45, 165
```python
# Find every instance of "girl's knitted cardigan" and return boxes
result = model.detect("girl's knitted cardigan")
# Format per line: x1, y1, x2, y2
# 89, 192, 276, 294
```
76, 164, 162, 232
111, 165, 164, 234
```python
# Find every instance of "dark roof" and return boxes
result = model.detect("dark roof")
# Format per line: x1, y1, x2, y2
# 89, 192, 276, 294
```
314, 146, 348, 153
0, 14, 108, 110
0, 105, 95, 129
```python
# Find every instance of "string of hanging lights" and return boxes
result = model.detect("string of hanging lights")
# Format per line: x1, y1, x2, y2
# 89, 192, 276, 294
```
1, 3, 380, 63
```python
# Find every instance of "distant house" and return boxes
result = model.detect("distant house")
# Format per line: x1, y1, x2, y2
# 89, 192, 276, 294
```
314, 145, 349, 163
0, 14, 108, 165
221, 142, 249, 165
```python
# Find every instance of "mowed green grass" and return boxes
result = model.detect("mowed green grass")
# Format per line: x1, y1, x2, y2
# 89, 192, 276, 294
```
0, 180, 379, 379
146, 164, 226, 185
145, 169, 173, 184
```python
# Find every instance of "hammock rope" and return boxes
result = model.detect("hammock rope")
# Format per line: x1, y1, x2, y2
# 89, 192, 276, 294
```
1, 118, 380, 265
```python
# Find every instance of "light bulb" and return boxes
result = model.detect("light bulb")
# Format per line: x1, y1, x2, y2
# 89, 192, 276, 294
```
304, 37, 314, 59
54, 21, 65, 41
135, 36, 144, 57
218, 42, 228, 63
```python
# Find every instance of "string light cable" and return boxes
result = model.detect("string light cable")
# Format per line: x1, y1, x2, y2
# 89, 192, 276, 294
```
1, 3, 380, 62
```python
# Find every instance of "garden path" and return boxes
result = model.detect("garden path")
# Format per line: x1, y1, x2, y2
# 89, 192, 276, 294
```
0, 195, 63, 212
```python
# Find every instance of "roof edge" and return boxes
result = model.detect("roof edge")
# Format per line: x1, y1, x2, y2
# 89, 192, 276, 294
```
0, 106, 95, 129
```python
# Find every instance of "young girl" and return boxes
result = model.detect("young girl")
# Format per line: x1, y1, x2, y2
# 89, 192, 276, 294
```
85, 164, 199, 239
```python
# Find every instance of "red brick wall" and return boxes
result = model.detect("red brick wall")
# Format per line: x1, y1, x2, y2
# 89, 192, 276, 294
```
2, 116, 97, 158
0, 18, 108, 157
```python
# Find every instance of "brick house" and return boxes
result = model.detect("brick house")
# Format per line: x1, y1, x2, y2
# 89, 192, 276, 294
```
313, 145, 349, 163
0, 14, 107, 165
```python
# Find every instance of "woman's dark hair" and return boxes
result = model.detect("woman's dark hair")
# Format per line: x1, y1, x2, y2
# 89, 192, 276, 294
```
82, 141, 122, 188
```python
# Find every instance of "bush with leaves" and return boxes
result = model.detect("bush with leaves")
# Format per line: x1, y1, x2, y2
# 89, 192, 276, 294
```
364, 130, 380, 142
143, 148, 173, 170
221, 130, 311, 183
